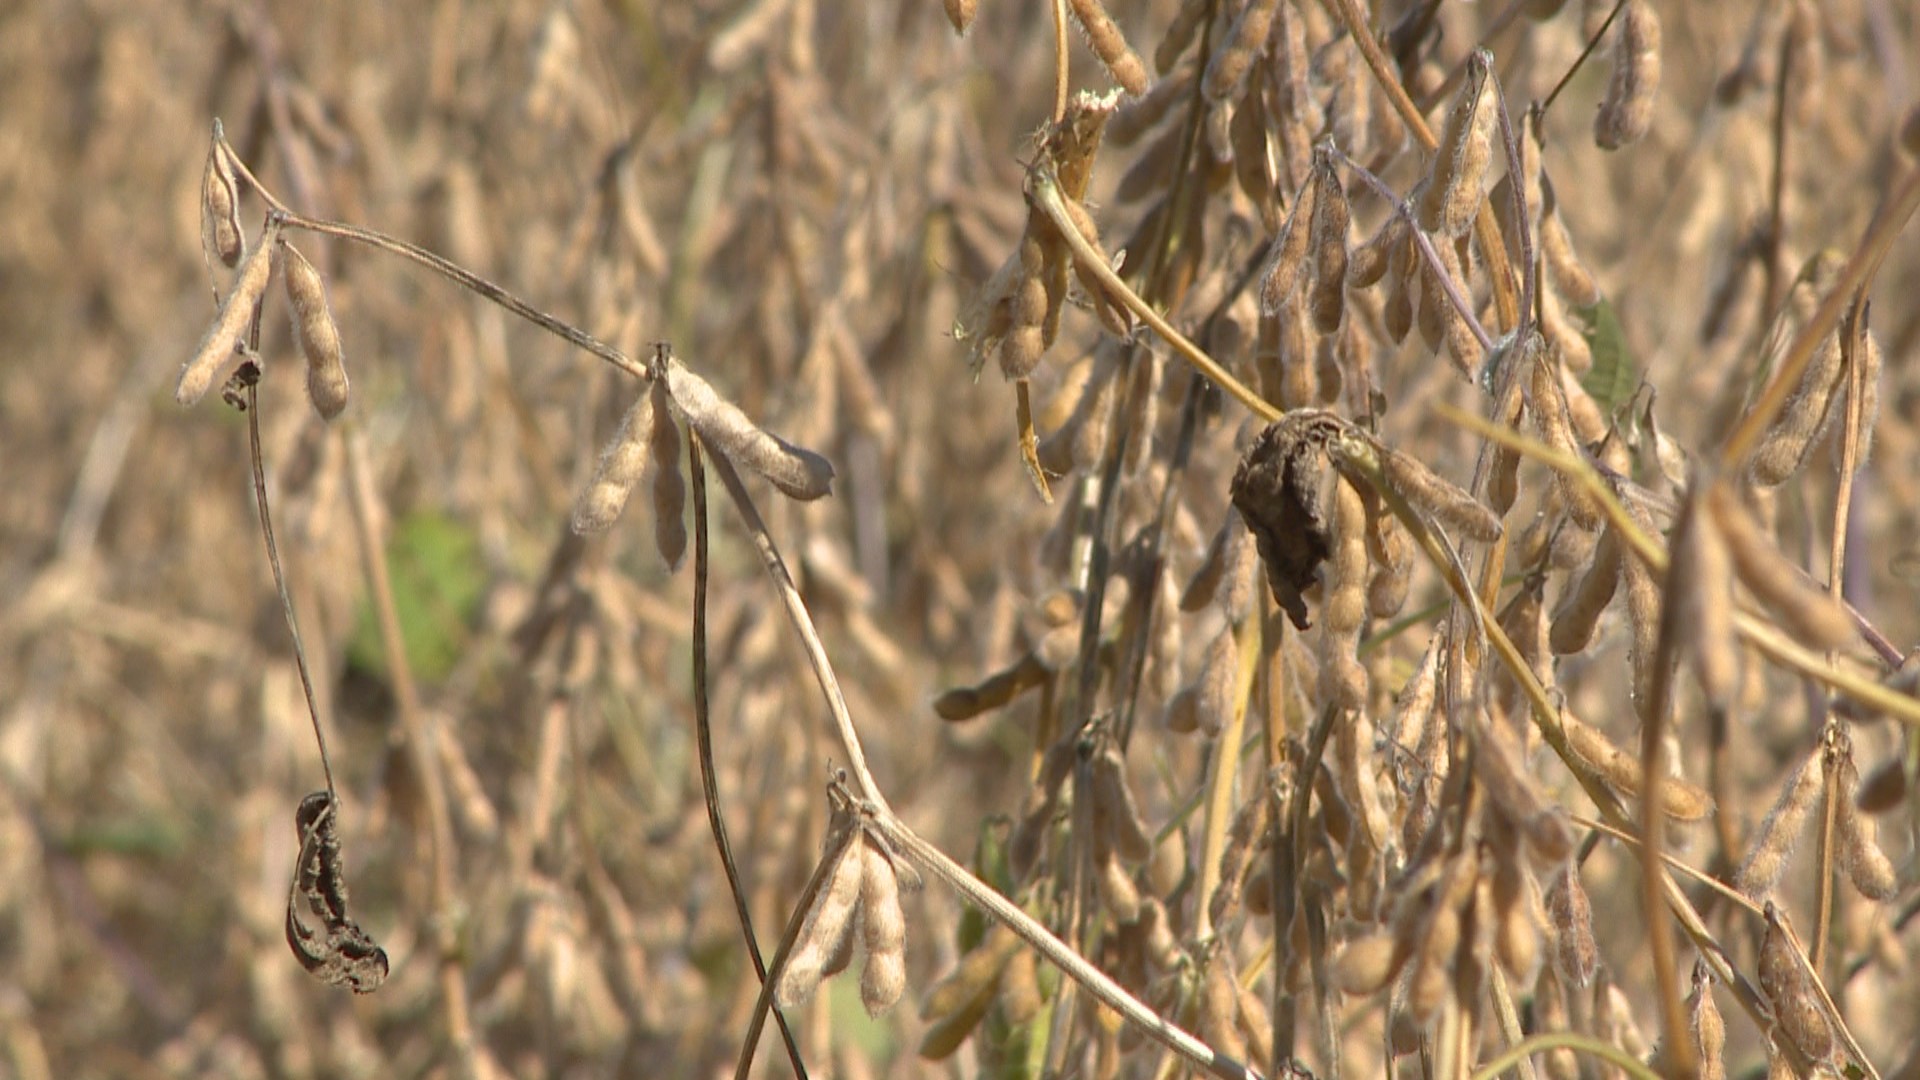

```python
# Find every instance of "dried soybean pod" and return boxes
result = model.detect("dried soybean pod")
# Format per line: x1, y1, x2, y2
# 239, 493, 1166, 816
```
201, 123, 244, 268
1526, 346, 1603, 529
1689, 967, 1727, 1080
1203, 0, 1277, 103
1324, 476, 1369, 635
177, 220, 280, 406
1733, 739, 1824, 900
1347, 215, 1407, 291
1375, 441, 1504, 542
572, 387, 656, 534
648, 380, 687, 568
776, 834, 864, 1008
1748, 329, 1844, 486
941, 0, 976, 34
1193, 625, 1238, 737
281, 241, 350, 420
1259, 176, 1317, 315
1092, 745, 1153, 863
664, 360, 834, 500
1594, 0, 1661, 150
1620, 505, 1663, 725
1668, 482, 1738, 713
1560, 709, 1713, 821
1486, 369, 1525, 515
1539, 197, 1601, 307
1417, 49, 1497, 237
1708, 486, 1852, 649
858, 838, 909, 1017
1181, 508, 1239, 612
1834, 756, 1898, 900
1383, 232, 1416, 344
1544, 864, 1597, 987
1549, 523, 1623, 654
1363, 492, 1413, 618
1308, 144, 1351, 334
1155, 0, 1207, 75
1758, 905, 1833, 1063
1066, 0, 1148, 96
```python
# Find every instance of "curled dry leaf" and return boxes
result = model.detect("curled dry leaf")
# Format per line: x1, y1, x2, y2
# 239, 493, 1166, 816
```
285, 792, 389, 994
1230, 410, 1346, 629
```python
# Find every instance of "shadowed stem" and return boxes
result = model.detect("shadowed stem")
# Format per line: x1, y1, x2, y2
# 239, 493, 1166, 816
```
689, 437, 809, 1078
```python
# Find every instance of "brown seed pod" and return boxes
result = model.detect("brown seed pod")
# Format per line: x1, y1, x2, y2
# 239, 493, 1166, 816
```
1227, 84, 1277, 226
1690, 966, 1727, 1080
1834, 753, 1898, 900
1325, 476, 1369, 636
1543, 864, 1597, 988
933, 654, 1049, 722
1332, 931, 1409, 995
1192, 625, 1238, 737
1203, 0, 1277, 103
1473, 715, 1573, 864
1758, 905, 1833, 1063
1308, 145, 1351, 334
1549, 523, 1624, 654
1199, 951, 1249, 1061
1094, 850, 1142, 923
1667, 481, 1738, 713
1620, 507, 1663, 725
1486, 370, 1526, 515
1708, 486, 1852, 649
858, 838, 909, 1017
1855, 756, 1908, 815
1091, 744, 1154, 864
572, 387, 656, 534
997, 946, 1042, 1025
664, 360, 834, 500
1259, 177, 1317, 316
1383, 233, 1416, 344
1734, 739, 1825, 900
1524, 343, 1603, 529
1539, 199, 1601, 308
1748, 330, 1844, 487
280, 241, 350, 421
1374, 440, 1503, 543
1417, 49, 1497, 237
1363, 489, 1413, 619
200, 125, 245, 268
776, 834, 864, 1008
941, 0, 976, 35
1594, 0, 1662, 149
648, 382, 687, 569
1538, 268, 1594, 372
285, 792, 390, 994
1347, 215, 1408, 291
1560, 708, 1713, 821
920, 925, 1019, 1022
1066, 0, 1148, 96
177, 220, 281, 406
1155, 0, 1207, 74
1409, 857, 1474, 1022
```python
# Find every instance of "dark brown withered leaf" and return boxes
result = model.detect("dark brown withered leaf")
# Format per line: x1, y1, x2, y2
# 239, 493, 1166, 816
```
286, 791, 389, 994
1231, 412, 1344, 629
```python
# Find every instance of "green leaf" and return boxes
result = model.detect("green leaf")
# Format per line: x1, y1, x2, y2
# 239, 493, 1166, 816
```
348, 511, 484, 684
1578, 299, 1638, 416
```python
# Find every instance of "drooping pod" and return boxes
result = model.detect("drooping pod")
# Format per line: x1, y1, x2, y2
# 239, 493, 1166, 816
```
1593, 0, 1662, 150
281, 241, 350, 421
200, 122, 245, 268
647, 379, 687, 568
572, 387, 655, 534
177, 219, 282, 406
664, 359, 834, 500
1417, 50, 1497, 237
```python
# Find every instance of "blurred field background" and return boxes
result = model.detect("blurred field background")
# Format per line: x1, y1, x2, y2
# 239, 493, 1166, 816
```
3, 1, 1919, 1079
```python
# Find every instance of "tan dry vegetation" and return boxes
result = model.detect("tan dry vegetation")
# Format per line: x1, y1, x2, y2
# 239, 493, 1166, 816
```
3, 1, 1920, 1079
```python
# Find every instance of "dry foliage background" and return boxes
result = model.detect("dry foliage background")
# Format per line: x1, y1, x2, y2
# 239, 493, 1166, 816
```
4, 1, 1920, 1078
